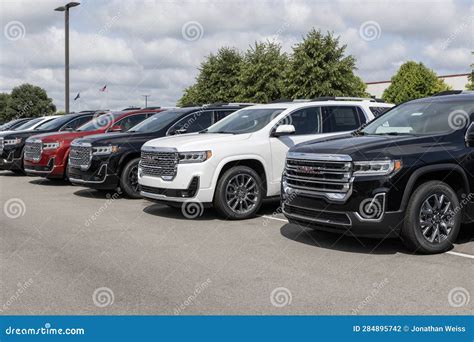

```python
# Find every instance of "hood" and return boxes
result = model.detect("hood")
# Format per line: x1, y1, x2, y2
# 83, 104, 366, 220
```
29, 130, 105, 143
290, 134, 457, 161
0, 129, 48, 140
76, 131, 157, 146
143, 132, 252, 151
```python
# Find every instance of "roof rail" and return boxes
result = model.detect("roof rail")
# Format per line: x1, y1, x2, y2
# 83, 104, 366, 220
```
122, 107, 141, 111
309, 96, 381, 102
432, 90, 465, 96
204, 102, 256, 107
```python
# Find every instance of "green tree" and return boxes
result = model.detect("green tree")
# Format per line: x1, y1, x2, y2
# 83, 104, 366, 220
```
179, 47, 243, 106
383, 61, 450, 104
5, 83, 56, 121
284, 29, 367, 99
236, 41, 288, 103
0, 93, 10, 122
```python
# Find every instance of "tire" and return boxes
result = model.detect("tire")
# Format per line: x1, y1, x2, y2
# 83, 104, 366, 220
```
401, 181, 462, 254
213, 166, 264, 220
119, 158, 141, 199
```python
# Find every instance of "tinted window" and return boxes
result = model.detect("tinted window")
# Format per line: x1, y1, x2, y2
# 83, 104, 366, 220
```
323, 106, 360, 132
370, 106, 391, 117
170, 111, 213, 134
60, 115, 93, 131
215, 110, 236, 122
34, 115, 78, 130
282, 107, 321, 135
128, 109, 194, 133
115, 113, 148, 132
14, 118, 43, 130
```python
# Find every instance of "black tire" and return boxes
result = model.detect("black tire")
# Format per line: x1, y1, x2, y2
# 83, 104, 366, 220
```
401, 181, 462, 254
119, 158, 141, 199
213, 166, 264, 220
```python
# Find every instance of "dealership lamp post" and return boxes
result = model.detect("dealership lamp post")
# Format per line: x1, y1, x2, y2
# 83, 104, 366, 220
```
142, 95, 151, 108
55, 2, 80, 114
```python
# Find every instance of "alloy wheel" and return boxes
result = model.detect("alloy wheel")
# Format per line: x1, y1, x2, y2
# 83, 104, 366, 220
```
419, 193, 455, 244
225, 173, 259, 215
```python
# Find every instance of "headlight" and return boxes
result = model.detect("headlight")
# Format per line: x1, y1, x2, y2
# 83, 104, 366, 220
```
178, 151, 212, 163
43, 142, 60, 150
353, 160, 402, 176
4, 138, 22, 145
92, 145, 119, 155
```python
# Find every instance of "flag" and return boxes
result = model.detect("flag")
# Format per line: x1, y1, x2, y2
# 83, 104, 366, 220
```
74, 93, 80, 101
99, 85, 107, 92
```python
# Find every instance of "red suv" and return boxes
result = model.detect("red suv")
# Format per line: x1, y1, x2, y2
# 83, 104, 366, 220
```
24, 109, 163, 180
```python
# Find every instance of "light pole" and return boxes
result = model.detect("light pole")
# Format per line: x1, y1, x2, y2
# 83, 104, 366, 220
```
142, 95, 151, 108
55, 2, 80, 114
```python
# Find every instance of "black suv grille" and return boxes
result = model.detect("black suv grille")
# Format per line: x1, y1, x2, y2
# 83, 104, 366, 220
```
69, 144, 92, 169
284, 157, 352, 194
140, 150, 178, 179
24, 140, 42, 162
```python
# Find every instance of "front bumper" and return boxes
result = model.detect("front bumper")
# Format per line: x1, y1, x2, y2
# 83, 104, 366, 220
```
68, 163, 120, 189
0, 147, 23, 170
281, 178, 404, 238
138, 162, 215, 203
24, 150, 66, 178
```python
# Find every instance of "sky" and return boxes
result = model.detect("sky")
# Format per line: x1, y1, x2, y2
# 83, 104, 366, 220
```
0, 0, 472, 111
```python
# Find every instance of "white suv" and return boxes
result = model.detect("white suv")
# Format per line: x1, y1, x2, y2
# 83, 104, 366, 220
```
138, 98, 394, 219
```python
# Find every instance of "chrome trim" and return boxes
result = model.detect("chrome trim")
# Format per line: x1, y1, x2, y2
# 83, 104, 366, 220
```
282, 203, 352, 227
141, 146, 177, 153
69, 164, 109, 184
287, 152, 352, 162
354, 193, 386, 222
282, 179, 353, 203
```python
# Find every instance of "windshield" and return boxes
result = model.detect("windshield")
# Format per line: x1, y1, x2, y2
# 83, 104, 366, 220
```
76, 112, 121, 131
206, 108, 285, 134
14, 117, 43, 130
361, 100, 474, 135
34, 115, 76, 130
128, 109, 192, 133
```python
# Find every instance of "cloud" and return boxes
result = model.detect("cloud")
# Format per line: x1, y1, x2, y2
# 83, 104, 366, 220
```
0, 0, 472, 110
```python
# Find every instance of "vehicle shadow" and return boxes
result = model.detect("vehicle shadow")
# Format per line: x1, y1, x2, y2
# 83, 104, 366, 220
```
73, 188, 122, 199
280, 223, 407, 255
29, 179, 70, 186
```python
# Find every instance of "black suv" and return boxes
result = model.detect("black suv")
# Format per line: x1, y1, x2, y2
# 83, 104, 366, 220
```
282, 93, 474, 254
0, 112, 98, 173
68, 104, 250, 198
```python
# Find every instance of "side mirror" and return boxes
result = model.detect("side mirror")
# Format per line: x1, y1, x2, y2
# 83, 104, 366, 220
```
465, 123, 474, 147
109, 125, 123, 132
272, 124, 295, 137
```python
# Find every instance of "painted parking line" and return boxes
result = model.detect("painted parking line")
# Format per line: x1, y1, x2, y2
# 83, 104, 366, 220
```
260, 215, 474, 259
446, 251, 474, 259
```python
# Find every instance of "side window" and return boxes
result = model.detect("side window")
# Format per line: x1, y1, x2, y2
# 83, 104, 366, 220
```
280, 107, 321, 135
322, 106, 360, 133
169, 111, 213, 134
215, 110, 235, 122
115, 114, 148, 132
60, 115, 93, 131
370, 106, 391, 117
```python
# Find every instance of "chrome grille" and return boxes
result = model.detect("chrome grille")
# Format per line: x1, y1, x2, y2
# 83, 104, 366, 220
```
0, 137, 3, 154
69, 143, 92, 169
284, 153, 353, 197
24, 140, 42, 161
140, 149, 178, 179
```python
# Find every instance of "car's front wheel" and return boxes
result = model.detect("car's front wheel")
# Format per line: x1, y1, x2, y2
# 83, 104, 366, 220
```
120, 158, 141, 199
401, 181, 462, 254
214, 166, 264, 220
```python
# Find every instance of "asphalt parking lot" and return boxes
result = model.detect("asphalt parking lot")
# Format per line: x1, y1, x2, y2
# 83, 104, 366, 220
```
1, 171, 473, 315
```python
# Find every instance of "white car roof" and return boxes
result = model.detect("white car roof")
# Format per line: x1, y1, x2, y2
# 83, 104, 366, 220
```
244, 99, 394, 111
